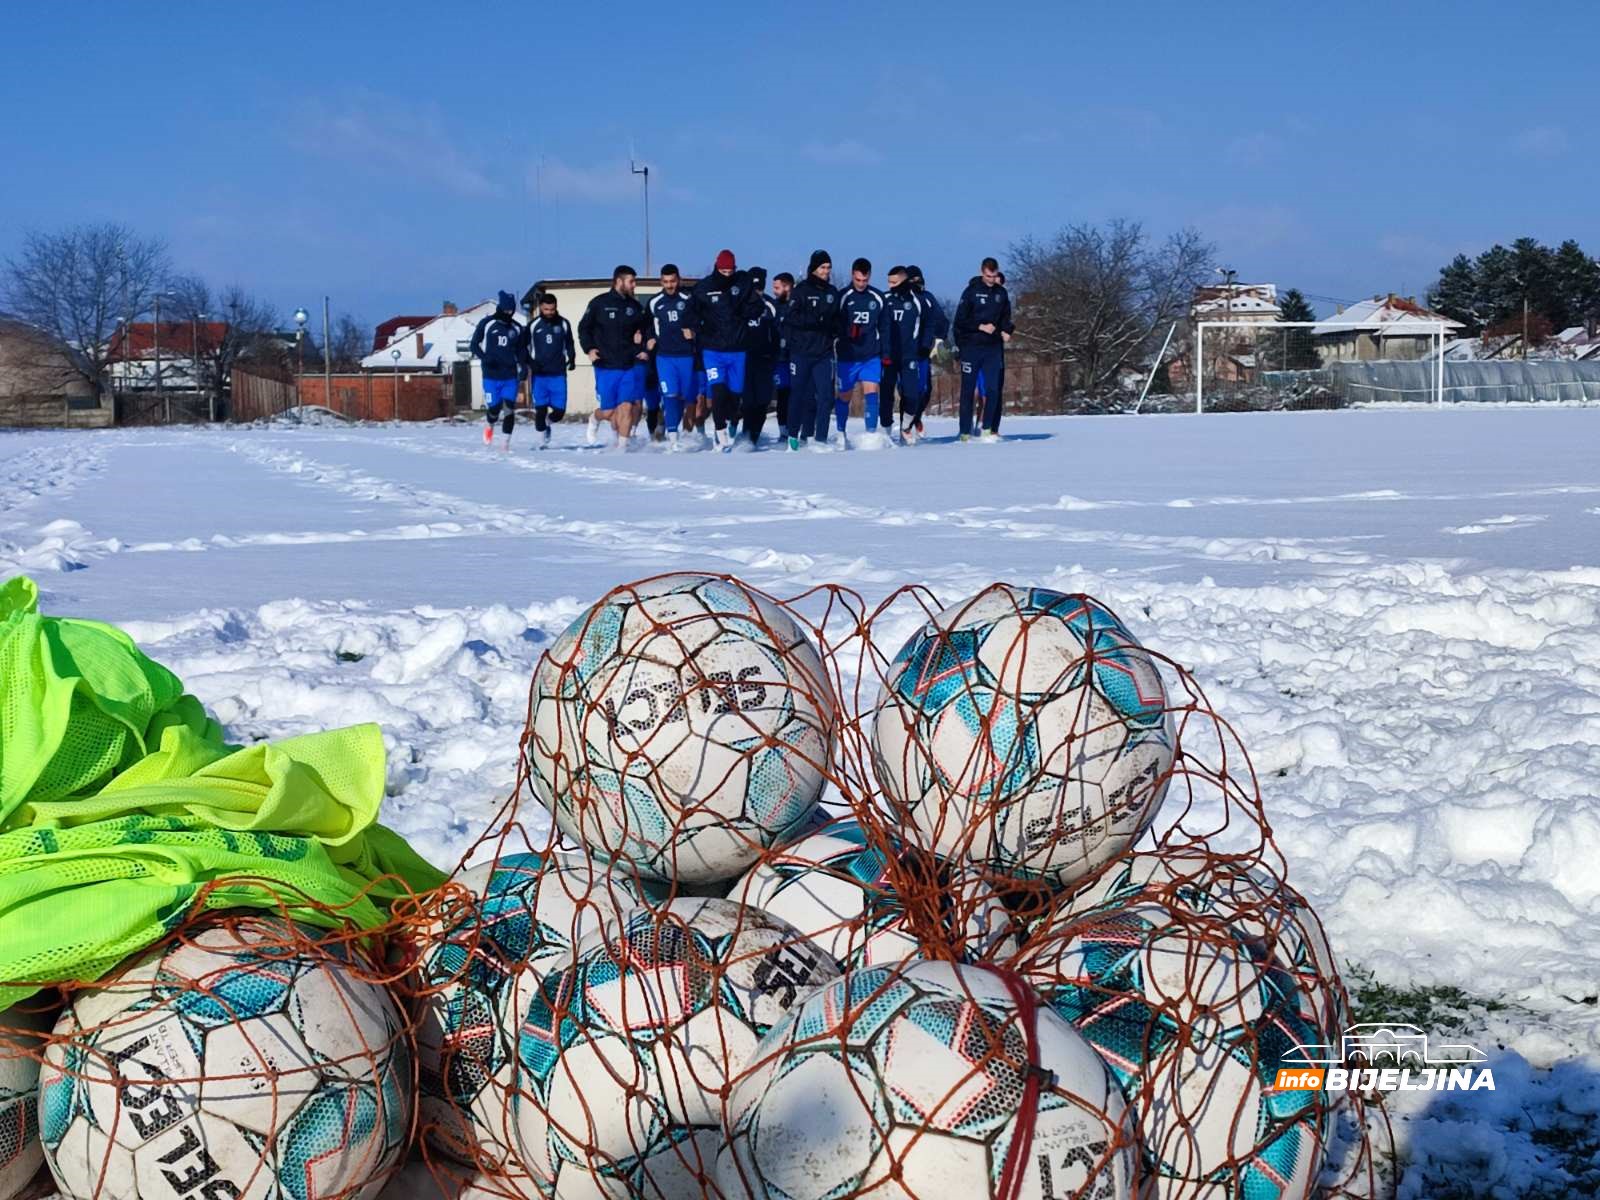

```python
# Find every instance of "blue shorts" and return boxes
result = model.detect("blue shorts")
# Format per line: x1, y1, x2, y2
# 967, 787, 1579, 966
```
773, 361, 792, 387
836, 358, 882, 393
483, 376, 519, 407
657, 355, 695, 400
701, 349, 746, 396
594, 365, 645, 411
532, 375, 567, 410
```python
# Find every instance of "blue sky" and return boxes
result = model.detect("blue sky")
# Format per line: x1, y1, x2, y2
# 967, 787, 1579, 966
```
3, 2, 1595, 327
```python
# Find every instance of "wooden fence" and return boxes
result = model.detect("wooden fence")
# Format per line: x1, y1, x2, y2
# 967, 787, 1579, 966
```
229, 370, 453, 423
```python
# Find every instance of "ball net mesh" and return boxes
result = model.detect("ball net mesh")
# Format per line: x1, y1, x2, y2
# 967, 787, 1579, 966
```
9, 574, 1392, 1200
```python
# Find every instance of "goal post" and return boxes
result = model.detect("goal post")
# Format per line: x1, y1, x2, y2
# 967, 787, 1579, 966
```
1194, 320, 1447, 413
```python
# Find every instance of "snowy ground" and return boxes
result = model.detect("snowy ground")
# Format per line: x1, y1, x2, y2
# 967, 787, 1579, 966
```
9, 407, 1600, 1196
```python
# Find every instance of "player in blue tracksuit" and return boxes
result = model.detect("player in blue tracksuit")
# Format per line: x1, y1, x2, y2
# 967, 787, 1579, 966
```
952, 257, 1014, 440
833, 258, 891, 442
784, 250, 841, 449
648, 264, 698, 448
469, 290, 530, 445
741, 267, 780, 446
883, 271, 926, 442
578, 265, 653, 450
771, 272, 794, 434
526, 293, 576, 449
908, 265, 947, 432
690, 249, 761, 450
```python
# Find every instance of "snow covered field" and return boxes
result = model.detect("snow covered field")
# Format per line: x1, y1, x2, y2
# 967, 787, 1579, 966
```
8, 406, 1600, 1195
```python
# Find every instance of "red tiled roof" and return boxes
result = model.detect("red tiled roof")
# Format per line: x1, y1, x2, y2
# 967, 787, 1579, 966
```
107, 321, 229, 360
372, 315, 436, 352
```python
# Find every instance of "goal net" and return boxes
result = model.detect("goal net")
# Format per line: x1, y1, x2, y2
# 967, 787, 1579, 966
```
1193, 320, 1446, 413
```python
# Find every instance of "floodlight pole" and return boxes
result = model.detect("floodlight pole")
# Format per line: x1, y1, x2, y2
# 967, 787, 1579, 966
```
631, 159, 651, 277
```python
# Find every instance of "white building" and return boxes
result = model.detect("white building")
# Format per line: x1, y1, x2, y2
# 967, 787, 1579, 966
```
1190, 283, 1282, 323
1313, 295, 1463, 363
361, 300, 512, 402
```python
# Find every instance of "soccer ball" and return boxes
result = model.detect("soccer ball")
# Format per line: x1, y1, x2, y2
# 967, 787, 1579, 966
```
871, 585, 1174, 890
512, 897, 839, 1198
530, 574, 837, 885
1030, 902, 1329, 1200
1, 1005, 51, 1200
1061, 850, 1347, 1040
730, 817, 1017, 969
718, 959, 1136, 1200
39, 918, 411, 1200
415, 852, 661, 1165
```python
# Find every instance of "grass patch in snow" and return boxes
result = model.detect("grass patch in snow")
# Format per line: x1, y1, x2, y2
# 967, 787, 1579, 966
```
1344, 963, 1512, 1036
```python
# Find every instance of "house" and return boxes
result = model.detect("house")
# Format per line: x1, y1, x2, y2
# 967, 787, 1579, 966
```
1190, 283, 1282, 323
0, 318, 110, 427
1313, 295, 1463, 363
371, 311, 440, 353
105, 320, 229, 390
361, 299, 513, 406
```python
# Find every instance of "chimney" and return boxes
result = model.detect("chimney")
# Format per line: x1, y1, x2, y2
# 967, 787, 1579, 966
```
442, 301, 458, 316
415, 332, 424, 359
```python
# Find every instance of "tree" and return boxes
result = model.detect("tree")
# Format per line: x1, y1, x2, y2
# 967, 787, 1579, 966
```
1008, 220, 1214, 399
1428, 254, 1482, 333
166, 275, 278, 416
1, 222, 169, 395
1553, 239, 1600, 331
1258, 288, 1321, 371
327, 315, 367, 371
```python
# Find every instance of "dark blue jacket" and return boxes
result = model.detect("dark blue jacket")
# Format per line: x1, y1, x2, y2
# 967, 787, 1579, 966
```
744, 293, 780, 361
648, 290, 697, 358
468, 311, 529, 381
773, 296, 792, 360
836, 285, 890, 362
785, 275, 841, 359
952, 278, 1013, 351
690, 271, 761, 352
527, 314, 575, 375
916, 289, 949, 354
578, 289, 651, 370
885, 284, 924, 363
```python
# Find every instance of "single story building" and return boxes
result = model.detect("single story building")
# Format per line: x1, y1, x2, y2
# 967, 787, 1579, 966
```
0, 318, 110, 427
1313, 295, 1463, 363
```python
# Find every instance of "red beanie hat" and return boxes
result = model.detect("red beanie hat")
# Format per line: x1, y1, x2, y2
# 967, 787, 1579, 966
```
715, 249, 736, 271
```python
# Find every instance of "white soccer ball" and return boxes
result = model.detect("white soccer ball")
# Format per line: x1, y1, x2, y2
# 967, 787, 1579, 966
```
1061, 850, 1347, 1040
512, 897, 839, 1198
1030, 902, 1329, 1200
530, 574, 837, 885
415, 852, 660, 1165
729, 817, 1017, 969
0, 1005, 51, 1200
718, 959, 1136, 1200
872, 585, 1174, 890
40, 918, 411, 1200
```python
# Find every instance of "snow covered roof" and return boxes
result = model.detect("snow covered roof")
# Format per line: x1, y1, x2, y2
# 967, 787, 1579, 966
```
1313, 294, 1463, 336
1191, 284, 1281, 319
360, 300, 504, 371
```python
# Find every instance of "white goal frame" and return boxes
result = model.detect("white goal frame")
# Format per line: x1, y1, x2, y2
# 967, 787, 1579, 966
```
1194, 320, 1447, 413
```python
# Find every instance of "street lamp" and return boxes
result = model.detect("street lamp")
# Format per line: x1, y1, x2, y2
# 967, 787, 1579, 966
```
293, 307, 310, 382
192, 312, 208, 421
390, 347, 402, 421
152, 290, 176, 422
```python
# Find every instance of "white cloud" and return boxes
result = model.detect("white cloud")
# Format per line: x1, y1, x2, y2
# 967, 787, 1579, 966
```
296, 96, 500, 198
1515, 125, 1568, 158
524, 158, 692, 206
800, 139, 883, 167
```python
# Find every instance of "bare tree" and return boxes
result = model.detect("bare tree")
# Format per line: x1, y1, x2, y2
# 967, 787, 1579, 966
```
166, 275, 280, 416
1, 222, 169, 395
1010, 220, 1214, 400
327, 314, 368, 371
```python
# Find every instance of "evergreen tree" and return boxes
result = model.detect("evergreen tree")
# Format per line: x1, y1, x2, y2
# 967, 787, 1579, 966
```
1473, 244, 1521, 325
1279, 287, 1315, 323
1428, 254, 1481, 332
1553, 240, 1600, 330
1269, 288, 1321, 369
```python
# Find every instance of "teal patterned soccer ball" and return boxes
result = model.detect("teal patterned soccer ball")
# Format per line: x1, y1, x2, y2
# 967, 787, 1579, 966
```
415, 852, 661, 1165
530, 574, 836, 885
717, 959, 1136, 1200
1030, 902, 1329, 1200
871, 586, 1175, 890
512, 897, 839, 1198
39, 918, 411, 1200
0, 1005, 50, 1200
730, 817, 1017, 969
